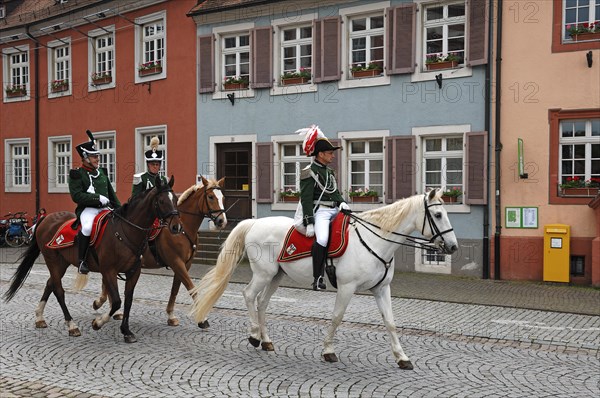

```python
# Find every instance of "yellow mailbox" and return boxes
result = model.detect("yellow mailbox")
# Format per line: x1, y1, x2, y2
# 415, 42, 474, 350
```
543, 224, 570, 283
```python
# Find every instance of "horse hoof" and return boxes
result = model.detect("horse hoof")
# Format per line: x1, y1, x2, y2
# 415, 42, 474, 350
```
261, 342, 274, 351
92, 320, 101, 331
248, 337, 260, 348
92, 301, 102, 310
35, 320, 47, 329
398, 360, 414, 370
198, 320, 210, 329
124, 335, 137, 343
168, 318, 180, 327
323, 353, 338, 362
113, 313, 123, 321
69, 328, 81, 337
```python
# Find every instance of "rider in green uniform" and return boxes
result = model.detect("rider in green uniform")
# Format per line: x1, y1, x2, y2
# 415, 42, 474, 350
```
131, 136, 167, 198
68, 130, 120, 274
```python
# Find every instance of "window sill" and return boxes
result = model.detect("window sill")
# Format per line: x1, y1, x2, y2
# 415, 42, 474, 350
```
135, 69, 166, 84
48, 88, 71, 99
411, 65, 472, 83
48, 186, 69, 194
89, 78, 116, 92
5, 186, 31, 193
3, 94, 30, 103
212, 87, 256, 101
271, 83, 317, 96
338, 74, 390, 90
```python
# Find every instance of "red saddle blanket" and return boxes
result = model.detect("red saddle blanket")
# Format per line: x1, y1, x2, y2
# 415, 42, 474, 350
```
46, 210, 112, 249
278, 213, 351, 262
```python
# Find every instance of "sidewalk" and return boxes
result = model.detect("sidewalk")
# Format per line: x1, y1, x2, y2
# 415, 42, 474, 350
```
1, 247, 598, 316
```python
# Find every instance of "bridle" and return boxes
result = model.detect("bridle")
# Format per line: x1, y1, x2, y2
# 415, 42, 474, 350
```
420, 195, 454, 251
178, 185, 226, 225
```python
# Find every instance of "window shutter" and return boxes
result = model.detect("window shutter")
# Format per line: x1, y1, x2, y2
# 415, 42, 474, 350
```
251, 27, 273, 88
256, 142, 274, 203
386, 4, 416, 74
467, 0, 489, 66
386, 136, 415, 203
465, 131, 488, 205
314, 17, 341, 83
198, 34, 215, 93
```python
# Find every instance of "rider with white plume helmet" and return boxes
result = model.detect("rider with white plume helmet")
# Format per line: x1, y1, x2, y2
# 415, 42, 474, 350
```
132, 136, 168, 198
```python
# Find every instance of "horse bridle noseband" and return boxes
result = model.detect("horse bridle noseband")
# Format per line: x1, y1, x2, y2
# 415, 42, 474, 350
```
178, 186, 226, 224
421, 196, 454, 249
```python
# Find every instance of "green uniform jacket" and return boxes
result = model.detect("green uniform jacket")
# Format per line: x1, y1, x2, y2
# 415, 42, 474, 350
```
299, 162, 345, 226
68, 167, 121, 219
131, 172, 168, 198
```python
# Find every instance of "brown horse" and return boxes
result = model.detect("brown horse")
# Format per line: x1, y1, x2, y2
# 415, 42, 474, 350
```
3, 176, 182, 343
92, 176, 227, 327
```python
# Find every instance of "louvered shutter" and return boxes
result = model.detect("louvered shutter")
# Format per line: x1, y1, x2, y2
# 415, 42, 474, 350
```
386, 136, 416, 203
314, 17, 341, 83
465, 131, 488, 204
467, 0, 489, 66
386, 4, 416, 74
198, 34, 215, 93
256, 142, 274, 203
251, 27, 273, 88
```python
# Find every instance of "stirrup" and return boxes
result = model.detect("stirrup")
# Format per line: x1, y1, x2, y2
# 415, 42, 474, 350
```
312, 276, 326, 291
78, 261, 89, 275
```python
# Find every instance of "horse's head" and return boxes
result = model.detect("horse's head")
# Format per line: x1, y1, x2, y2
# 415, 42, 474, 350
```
153, 175, 184, 234
421, 189, 458, 254
199, 176, 227, 229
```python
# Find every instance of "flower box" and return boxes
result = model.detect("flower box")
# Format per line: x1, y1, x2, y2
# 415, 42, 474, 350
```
352, 69, 382, 79
560, 187, 600, 197
139, 66, 162, 76
572, 32, 600, 42
280, 196, 300, 203
92, 76, 112, 85
51, 83, 69, 93
351, 196, 379, 203
223, 82, 249, 91
426, 61, 458, 71
6, 88, 27, 98
441, 195, 461, 204
281, 77, 309, 86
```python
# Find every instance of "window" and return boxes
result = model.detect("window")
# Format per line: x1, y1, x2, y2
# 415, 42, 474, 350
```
137, 129, 167, 178
4, 139, 31, 192
348, 14, 384, 74
281, 25, 312, 81
222, 33, 250, 86
8, 51, 29, 94
135, 12, 166, 82
423, 136, 464, 202
423, 2, 466, 68
89, 29, 115, 89
48, 137, 72, 192
48, 40, 71, 96
415, 247, 451, 274
95, 133, 116, 190
559, 119, 600, 191
142, 20, 164, 65
563, 0, 600, 40
280, 143, 310, 198
347, 139, 384, 197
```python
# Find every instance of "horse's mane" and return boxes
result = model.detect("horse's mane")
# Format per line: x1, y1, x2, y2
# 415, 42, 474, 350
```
178, 179, 220, 206
115, 187, 153, 217
358, 192, 438, 232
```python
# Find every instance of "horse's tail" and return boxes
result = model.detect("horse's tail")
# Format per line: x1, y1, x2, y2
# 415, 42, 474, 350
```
189, 219, 256, 323
72, 273, 89, 292
3, 216, 45, 302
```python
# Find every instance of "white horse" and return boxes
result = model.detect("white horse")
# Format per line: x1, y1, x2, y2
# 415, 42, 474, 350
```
190, 189, 458, 369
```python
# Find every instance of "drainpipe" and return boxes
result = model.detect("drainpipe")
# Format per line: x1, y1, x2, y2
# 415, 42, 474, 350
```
26, 28, 40, 213
494, 0, 504, 280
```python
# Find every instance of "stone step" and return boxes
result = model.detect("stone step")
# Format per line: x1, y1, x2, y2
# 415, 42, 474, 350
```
193, 230, 230, 266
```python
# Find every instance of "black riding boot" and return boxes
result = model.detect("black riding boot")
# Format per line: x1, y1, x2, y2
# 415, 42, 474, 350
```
311, 242, 327, 291
77, 232, 91, 274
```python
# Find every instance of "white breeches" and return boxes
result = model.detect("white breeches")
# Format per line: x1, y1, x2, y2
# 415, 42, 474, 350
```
314, 206, 339, 247
80, 207, 102, 236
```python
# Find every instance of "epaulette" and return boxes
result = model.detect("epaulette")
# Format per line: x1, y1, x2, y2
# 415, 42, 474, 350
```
133, 172, 144, 185
300, 165, 313, 180
69, 169, 81, 179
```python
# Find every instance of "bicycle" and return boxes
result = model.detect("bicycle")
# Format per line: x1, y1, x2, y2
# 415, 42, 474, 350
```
4, 212, 30, 248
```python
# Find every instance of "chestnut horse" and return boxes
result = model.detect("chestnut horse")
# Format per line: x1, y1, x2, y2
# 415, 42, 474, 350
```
3, 176, 181, 343
92, 176, 227, 327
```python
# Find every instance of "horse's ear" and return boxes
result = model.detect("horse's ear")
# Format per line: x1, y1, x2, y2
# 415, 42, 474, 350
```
201, 175, 209, 186
217, 177, 225, 188
427, 188, 437, 202
169, 175, 175, 188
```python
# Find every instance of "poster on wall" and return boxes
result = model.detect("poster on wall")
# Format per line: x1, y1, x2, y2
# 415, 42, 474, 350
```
505, 207, 538, 229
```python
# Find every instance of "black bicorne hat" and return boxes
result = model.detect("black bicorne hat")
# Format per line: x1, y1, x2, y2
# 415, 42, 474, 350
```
313, 138, 341, 155
76, 130, 100, 158
144, 136, 163, 162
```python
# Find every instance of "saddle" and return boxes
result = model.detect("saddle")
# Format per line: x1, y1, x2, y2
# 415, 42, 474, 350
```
278, 213, 351, 262
46, 210, 112, 249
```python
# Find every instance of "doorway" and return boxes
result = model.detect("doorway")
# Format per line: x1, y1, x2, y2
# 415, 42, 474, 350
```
217, 143, 252, 227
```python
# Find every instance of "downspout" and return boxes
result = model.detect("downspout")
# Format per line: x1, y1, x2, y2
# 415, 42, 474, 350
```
494, 0, 504, 280
482, 0, 495, 280
26, 27, 40, 213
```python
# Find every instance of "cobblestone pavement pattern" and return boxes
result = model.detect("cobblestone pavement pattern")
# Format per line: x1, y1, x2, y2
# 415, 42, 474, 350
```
0, 249, 599, 397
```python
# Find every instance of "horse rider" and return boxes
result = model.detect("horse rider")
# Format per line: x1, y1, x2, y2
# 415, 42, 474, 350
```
68, 130, 120, 274
298, 125, 350, 291
131, 136, 167, 198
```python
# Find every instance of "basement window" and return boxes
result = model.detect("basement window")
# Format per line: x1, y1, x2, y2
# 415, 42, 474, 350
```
570, 256, 585, 276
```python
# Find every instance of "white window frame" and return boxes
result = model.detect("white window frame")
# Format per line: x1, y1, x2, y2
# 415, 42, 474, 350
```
338, 129, 389, 209
94, 131, 117, 191
271, 13, 318, 96
48, 136, 72, 193
2, 45, 30, 102
212, 22, 255, 100
422, 1, 466, 68
347, 139, 385, 200
413, 124, 470, 213
88, 26, 116, 91
134, 11, 167, 84
339, 1, 391, 90
558, 119, 600, 188
135, 125, 167, 178
278, 142, 311, 203
563, 0, 600, 41
47, 38, 72, 98
4, 138, 31, 193
415, 246, 452, 274
412, 0, 472, 83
